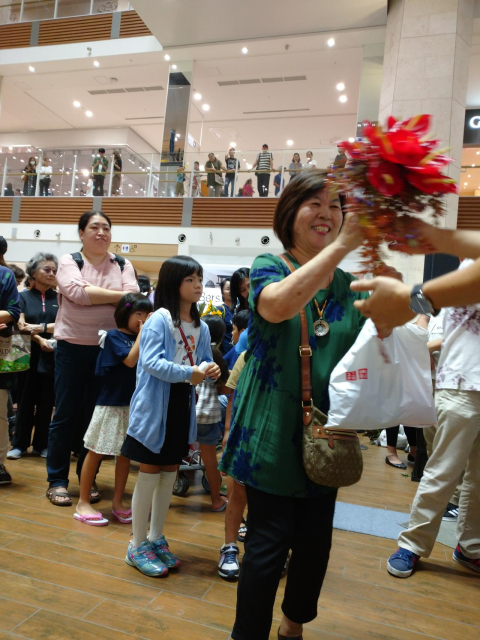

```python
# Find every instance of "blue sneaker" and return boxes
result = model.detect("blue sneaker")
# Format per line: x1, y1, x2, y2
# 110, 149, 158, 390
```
125, 540, 168, 577
453, 545, 480, 573
387, 548, 420, 578
218, 544, 240, 580
150, 534, 180, 569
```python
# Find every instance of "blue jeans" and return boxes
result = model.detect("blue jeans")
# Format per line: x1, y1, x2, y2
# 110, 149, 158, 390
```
47, 340, 103, 488
224, 174, 236, 197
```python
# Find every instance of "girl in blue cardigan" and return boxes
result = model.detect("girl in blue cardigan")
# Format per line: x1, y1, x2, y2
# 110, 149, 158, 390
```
122, 256, 220, 577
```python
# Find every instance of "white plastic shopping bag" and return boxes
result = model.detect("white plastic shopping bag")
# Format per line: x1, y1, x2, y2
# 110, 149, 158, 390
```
326, 320, 437, 430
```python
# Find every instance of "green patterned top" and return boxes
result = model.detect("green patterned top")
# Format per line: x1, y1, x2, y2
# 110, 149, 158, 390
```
219, 253, 368, 498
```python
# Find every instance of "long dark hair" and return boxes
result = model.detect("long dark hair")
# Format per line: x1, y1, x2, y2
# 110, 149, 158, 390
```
154, 255, 203, 327
230, 267, 250, 311
201, 314, 229, 385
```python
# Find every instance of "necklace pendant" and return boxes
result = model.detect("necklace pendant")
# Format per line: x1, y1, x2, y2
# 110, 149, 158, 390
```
313, 319, 330, 337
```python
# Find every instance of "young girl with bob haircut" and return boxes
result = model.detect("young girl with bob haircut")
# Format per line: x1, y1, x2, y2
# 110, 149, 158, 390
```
122, 256, 221, 577
74, 293, 153, 526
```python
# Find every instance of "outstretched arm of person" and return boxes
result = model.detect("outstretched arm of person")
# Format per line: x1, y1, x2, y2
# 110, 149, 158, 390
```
351, 258, 480, 333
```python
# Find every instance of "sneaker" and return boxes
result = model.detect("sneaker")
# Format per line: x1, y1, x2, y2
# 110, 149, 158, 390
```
387, 548, 420, 578
150, 534, 180, 569
6, 448, 26, 460
218, 544, 240, 580
32, 448, 48, 458
125, 540, 169, 577
0, 464, 12, 485
442, 502, 459, 521
452, 545, 480, 573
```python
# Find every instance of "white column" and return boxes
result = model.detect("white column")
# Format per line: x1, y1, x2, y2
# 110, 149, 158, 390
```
379, 0, 474, 229
71, 155, 77, 196
1, 157, 7, 197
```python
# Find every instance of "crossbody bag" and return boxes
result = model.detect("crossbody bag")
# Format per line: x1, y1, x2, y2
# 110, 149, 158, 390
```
279, 254, 363, 488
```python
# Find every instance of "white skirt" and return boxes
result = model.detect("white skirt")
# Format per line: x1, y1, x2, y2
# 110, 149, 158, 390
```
84, 405, 129, 456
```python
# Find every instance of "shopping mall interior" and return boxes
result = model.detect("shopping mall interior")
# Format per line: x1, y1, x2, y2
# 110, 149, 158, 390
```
0, 1, 479, 639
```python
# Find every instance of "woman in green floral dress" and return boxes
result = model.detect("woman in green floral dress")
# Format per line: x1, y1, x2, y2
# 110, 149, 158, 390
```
219, 170, 368, 640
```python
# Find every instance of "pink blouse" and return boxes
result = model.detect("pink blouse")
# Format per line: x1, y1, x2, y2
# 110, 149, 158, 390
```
54, 252, 139, 345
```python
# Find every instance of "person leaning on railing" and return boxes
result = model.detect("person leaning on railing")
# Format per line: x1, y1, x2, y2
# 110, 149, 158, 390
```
252, 143, 274, 197
205, 152, 225, 198
22, 157, 37, 196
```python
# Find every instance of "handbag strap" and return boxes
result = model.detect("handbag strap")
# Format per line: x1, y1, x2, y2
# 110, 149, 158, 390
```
178, 324, 195, 367
278, 254, 313, 427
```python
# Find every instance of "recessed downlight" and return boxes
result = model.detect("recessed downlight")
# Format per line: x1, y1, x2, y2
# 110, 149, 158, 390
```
286, 139, 294, 146
327, 38, 335, 47
194, 92, 202, 100
164, 54, 171, 61
242, 47, 248, 54
339, 95, 347, 103
93, 60, 100, 67
85, 110, 93, 117
29, 65, 35, 72
73, 100, 81, 108
336, 82, 345, 91
171, 64, 177, 70
348, 137, 355, 142
202, 103, 210, 111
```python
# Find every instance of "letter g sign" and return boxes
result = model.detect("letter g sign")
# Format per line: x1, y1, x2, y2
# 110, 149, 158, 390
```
470, 116, 480, 128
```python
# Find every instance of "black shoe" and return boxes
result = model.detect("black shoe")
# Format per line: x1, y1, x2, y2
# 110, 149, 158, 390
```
407, 454, 415, 463
442, 502, 459, 521
385, 456, 407, 470
0, 464, 12, 485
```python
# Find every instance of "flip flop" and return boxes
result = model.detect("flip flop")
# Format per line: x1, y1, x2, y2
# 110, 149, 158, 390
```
211, 500, 228, 513
112, 508, 132, 524
73, 511, 109, 526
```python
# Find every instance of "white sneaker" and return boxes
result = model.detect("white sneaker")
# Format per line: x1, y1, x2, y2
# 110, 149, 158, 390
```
218, 544, 240, 580
6, 448, 26, 460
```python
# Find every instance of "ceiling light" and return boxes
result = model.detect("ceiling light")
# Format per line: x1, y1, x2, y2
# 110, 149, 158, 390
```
20, 159, 24, 162
82, 169, 89, 176
29, 65, 35, 72
164, 54, 170, 61
38, 148, 42, 151
477, 151, 480, 155
339, 95, 347, 103
85, 110, 93, 117
199, 165, 205, 171
247, 163, 253, 170
464, 182, 468, 186
286, 140, 294, 146
230, 142, 237, 148
242, 47, 248, 54
327, 38, 335, 47
348, 137, 355, 143
171, 64, 177, 70
194, 93, 202, 100
128, 183, 132, 187
468, 174, 471, 178
93, 60, 100, 67
8, 147, 12, 150
472, 164, 475, 167
202, 104, 210, 111
13, 156, 16, 159
336, 82, 345, 91
135, 190, 138, 194
73, 101, 81, 108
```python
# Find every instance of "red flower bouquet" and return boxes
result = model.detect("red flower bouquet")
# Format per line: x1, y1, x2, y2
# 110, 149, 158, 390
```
329, 115, 458, 272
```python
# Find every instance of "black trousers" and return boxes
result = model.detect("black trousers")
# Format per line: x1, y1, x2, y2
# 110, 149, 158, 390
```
39, 179, 50, 196
386, 425, 417, 448
12, 368, 54, 453
93, 175, 105, 196
256, 173, 270, 197
232, 485, 337, 640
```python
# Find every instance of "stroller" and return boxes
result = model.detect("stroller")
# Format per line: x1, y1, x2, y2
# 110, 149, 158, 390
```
173, 443, 211, 496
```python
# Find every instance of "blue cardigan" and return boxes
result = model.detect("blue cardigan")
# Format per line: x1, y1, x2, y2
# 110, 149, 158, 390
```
0, 266, 21, 390
127, 308, 213, 453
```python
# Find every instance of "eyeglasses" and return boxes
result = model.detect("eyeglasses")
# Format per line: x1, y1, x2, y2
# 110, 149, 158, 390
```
42, 267, 57, 275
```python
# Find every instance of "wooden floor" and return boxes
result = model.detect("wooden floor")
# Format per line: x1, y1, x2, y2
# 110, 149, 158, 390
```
0, 439, 479, 640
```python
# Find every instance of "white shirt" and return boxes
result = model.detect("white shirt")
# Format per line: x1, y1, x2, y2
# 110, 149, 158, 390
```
436, 260, 480, 392
38, 165, 52, 176
173, 320, 201, 366
427, 309, 445, 379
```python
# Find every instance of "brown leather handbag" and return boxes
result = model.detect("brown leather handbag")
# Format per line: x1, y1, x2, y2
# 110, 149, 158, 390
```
279, 254, 363, 488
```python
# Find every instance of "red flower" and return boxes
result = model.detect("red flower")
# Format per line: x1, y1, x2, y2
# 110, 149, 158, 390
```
405, 170, 458, 194
367, 161, 405, 196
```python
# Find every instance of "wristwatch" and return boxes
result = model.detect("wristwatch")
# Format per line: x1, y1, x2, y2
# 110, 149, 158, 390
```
409, 284, 439, 317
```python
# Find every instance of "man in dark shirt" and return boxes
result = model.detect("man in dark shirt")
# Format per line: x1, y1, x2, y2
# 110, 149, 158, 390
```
92, 148, 109, 196
3, 183, 14, 197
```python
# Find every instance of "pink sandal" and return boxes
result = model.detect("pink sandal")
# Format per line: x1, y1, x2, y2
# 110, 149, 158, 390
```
73, 511, 109, 526
112, 508, 132, 524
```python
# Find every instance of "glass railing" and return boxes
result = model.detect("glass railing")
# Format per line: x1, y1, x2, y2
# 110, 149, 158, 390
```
1, 146, 341, 198
0, 0, 131, 24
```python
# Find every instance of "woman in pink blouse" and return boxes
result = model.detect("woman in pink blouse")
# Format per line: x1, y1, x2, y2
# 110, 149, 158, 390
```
243, 179, 255, 197
46, 211, 138, 506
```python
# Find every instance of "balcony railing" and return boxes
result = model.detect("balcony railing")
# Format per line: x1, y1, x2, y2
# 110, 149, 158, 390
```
0, 0, 131, 24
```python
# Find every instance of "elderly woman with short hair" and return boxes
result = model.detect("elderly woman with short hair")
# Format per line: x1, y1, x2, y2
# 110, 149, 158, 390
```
7, 252, 59, 460
220, 170, 368, 640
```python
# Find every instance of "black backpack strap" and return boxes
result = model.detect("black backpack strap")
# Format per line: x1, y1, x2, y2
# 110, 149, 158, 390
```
71, 252, 84, 271
111, 254, 125, 272
71, 252, 125, 272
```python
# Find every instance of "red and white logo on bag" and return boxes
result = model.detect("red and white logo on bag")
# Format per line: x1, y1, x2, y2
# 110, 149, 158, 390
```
345, 369, 368, 381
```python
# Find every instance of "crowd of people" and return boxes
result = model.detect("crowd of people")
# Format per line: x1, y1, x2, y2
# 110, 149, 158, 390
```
0, 168, 479, 640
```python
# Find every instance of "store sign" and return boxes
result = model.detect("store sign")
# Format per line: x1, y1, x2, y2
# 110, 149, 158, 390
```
464, 109, 480, 145
187, 133, 200, 152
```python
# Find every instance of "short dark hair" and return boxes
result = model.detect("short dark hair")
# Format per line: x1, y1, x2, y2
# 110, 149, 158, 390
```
137, 275, 151, 294
154, 255, 203, 327
201, 314, 225, 346
8, 264, 25, 282
274, 168, 345, 251
6, 183, 12, 189
114, 292, 153, 329
219, 278, 230, 299
78, 211, 112, 232
233, 309, 249, 332
230, 267, 250, 311
98, 148, 106, 153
